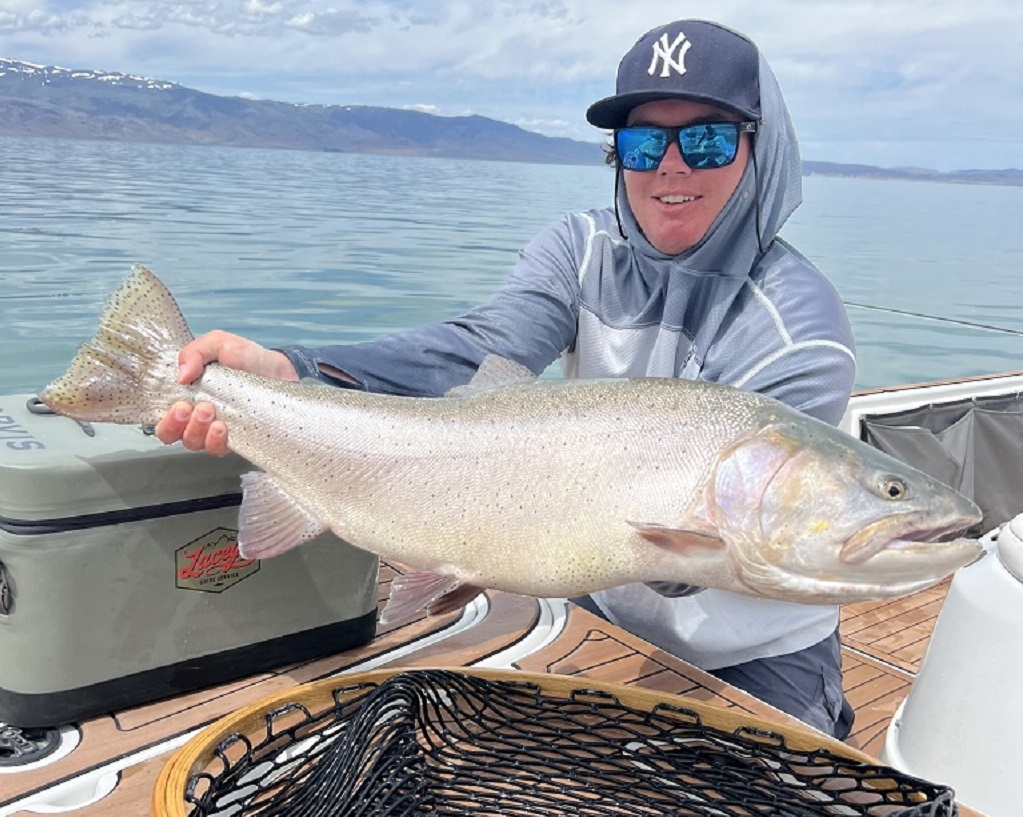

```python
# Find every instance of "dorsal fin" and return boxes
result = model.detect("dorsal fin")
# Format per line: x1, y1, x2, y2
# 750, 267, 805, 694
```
446, 354, 536, 397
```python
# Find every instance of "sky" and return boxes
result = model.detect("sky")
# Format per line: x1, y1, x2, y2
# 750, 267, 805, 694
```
1, 0, 1021, 171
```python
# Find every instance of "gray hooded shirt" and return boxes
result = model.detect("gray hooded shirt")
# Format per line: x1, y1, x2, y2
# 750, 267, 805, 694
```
280, 53, 856, 670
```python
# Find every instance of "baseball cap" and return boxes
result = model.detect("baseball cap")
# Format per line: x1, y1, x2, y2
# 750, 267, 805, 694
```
586, 20, 761, 129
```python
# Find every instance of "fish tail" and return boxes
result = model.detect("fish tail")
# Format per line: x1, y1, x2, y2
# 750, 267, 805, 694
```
39, 264, 195, 425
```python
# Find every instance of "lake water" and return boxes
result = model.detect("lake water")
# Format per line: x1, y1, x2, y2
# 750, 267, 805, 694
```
3, 134, 1023, 395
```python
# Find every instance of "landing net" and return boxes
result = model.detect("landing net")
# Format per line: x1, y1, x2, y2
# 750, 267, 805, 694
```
171, 669, 956, 817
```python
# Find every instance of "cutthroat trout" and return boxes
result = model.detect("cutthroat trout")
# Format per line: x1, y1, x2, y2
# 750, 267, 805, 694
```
40, 265, 984, 623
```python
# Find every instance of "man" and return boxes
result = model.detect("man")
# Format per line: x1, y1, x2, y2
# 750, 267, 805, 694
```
157, 20, 857, 738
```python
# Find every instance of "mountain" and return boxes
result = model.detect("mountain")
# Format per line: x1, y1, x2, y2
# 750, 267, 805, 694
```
802, 160, 1023, 187
1, 57, 1021, 186
0, 58, 602, 165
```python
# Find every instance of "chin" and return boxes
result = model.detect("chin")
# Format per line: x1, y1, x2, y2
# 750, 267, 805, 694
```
653, 237, 701, 255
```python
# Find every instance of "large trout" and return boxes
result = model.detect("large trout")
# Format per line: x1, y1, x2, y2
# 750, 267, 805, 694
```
40, 265, 983, 623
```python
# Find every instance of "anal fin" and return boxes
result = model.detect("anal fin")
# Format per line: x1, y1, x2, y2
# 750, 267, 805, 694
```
380, 570, 484, 625
427, 583, 486, 617
237, 471, 327, 559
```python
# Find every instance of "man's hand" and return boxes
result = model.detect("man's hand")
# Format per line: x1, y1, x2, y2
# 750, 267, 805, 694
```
154, 331, 298, 456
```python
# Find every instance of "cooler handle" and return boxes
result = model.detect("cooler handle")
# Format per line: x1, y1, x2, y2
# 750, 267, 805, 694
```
0, 560, 10, 616
27, 396, 95, 437
27, 396, 156, 436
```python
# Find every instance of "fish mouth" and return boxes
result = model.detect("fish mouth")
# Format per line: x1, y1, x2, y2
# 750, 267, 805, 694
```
840, 512, 981, 565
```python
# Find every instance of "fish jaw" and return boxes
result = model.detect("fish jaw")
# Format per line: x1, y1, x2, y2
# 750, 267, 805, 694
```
736, 530, 986, 605
712, 417, 985, 603
732, 546, 987, 605
839, 512, 980, 565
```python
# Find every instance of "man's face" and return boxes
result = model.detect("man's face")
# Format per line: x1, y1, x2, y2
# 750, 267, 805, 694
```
623, 99, 751, 255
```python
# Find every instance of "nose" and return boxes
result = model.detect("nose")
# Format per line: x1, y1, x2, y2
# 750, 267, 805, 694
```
659, 141, 692, 174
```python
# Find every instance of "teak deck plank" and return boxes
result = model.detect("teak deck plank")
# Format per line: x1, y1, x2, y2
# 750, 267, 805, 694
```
841, 578, 950, 674
837, 579, 952, 759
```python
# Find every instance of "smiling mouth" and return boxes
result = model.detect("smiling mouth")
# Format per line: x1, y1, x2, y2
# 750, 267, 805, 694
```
658, 194, 697, 204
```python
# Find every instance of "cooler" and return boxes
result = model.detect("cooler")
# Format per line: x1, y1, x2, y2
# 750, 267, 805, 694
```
0, 394, 379, 728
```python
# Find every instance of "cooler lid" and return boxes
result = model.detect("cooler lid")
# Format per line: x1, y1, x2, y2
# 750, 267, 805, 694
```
0, 393, 248, 525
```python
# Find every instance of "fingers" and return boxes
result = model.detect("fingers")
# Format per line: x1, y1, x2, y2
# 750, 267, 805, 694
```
159, 330, 295, 457
155, 401, 193, 445
154, 401, 229, 456
204, 420, 230, 457
181, 402, 218, 452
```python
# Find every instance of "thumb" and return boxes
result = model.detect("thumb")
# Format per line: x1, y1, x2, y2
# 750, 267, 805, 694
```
177, 331, 233, 384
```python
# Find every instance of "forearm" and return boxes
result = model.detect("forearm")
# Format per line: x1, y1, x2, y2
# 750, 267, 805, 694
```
278, 325, 503, 397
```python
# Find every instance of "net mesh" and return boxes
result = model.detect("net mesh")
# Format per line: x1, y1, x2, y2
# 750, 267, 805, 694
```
181, 669, 956, 817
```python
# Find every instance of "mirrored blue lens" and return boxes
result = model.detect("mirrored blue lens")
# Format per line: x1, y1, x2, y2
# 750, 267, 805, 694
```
615, 123, 742, 171
680, 124, 741, 169
615, 128, 670, 171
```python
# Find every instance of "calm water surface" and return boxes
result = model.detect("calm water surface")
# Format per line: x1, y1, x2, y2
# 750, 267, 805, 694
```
3, 135, 1022, 394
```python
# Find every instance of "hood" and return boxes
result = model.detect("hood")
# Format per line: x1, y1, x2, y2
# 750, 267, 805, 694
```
616, 52, 803, 274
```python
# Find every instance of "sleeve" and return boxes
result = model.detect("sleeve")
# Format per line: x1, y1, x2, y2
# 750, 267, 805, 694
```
277, 218, 583, 397
734, 341, 857, 426
704, 242, 857, 427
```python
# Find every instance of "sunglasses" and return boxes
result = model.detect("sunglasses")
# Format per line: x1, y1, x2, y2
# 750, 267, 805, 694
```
614, 121, 758, 171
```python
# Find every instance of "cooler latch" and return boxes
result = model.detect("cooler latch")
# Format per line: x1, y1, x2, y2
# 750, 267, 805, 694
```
0, 723, 62, 765
0, 561, 10, 616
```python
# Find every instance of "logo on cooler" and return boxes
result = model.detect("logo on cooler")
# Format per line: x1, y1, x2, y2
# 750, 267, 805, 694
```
176, 528, 259, 593
0, 406, 45, 451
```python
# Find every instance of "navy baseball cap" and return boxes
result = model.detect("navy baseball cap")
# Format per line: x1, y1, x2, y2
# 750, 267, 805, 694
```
586, 20, 761, 129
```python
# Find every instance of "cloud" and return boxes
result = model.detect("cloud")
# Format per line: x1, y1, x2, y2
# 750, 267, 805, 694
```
0, 1, 82, 35
283, 7, 376, 36
2, 0, 1021, 169
513, 117, 574, 136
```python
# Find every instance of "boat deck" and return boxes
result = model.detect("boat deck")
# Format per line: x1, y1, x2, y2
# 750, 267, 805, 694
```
0, 565, 980, 816
840, 578, 950, 757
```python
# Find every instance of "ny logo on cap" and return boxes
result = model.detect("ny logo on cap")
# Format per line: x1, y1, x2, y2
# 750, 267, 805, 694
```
648, 31, 691, 78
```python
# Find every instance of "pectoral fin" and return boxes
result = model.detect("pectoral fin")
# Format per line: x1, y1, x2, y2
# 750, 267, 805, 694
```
380, 570, 484, 625
237, 471, 327, 559
628, 521, 725, 553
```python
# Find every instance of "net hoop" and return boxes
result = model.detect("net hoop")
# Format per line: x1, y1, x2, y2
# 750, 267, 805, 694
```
151, 667, 943, 817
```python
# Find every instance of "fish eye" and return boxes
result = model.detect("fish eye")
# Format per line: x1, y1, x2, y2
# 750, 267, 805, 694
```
880, 477, 909, 500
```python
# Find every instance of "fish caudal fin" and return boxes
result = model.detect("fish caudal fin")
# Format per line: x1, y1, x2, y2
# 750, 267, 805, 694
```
39, 264, 195, 425
379, 571, 484, 625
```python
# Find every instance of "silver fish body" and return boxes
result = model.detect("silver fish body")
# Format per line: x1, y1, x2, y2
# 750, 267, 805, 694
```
40, 265, 985, 623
